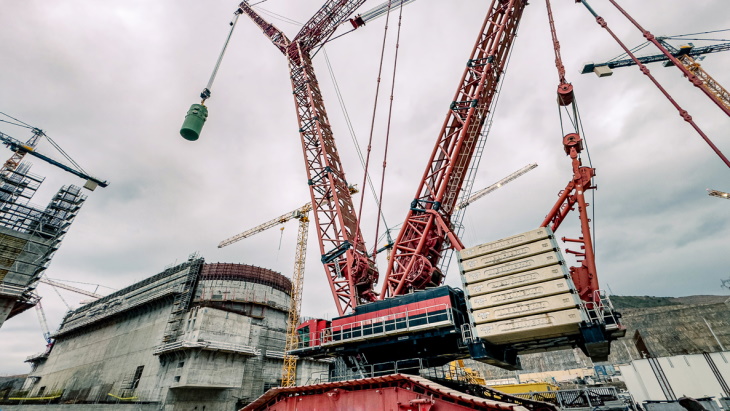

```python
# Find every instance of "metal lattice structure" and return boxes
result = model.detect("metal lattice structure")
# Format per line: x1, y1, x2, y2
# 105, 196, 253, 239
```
382, 0, 528, 298
239, 0, 377, 315
708, 188, 730, 200
0, 163, 87, 323
281, 213, 308, 387
678, 54, 730, 112
219, 202, 310, 387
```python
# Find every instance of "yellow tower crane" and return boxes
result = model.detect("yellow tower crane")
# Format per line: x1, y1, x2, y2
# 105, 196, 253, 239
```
218, 203, 312, 387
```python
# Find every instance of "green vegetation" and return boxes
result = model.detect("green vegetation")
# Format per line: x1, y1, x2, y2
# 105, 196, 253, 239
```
610, 296, 682, 309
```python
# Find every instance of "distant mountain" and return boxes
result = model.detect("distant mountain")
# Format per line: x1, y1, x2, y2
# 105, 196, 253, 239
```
610, 294, 729, 309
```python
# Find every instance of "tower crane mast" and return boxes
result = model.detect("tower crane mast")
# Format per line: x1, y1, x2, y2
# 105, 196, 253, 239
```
382, 0, 528, 298
219, 202, 311, 387
238, 0, 377, 316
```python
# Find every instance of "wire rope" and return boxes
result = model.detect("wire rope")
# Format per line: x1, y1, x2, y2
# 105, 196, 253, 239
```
0, 112, 33, 129
666, 37, 730, 42
321, 50, 390, 237
255, 6, 302, 26
353, 0, 395, 258
670, 28, 730, 38
0, 118, 33, 129
372, 2, 405, 257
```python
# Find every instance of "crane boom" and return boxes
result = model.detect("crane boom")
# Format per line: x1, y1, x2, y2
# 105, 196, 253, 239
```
582, 36, 730, 117
218, 203, 312, 248
582, 40, 730, 73
240, 0, 377, 315
0, 131, 108, 189
38, 277, 104, 300
455, 163, 538, 210
382, 0, 528, 298
708, 189, 729, 200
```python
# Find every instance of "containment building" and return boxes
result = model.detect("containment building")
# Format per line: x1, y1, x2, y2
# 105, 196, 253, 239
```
20, 257, 328, 410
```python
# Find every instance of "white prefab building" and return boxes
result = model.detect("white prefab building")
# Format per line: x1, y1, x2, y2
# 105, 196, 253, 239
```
619, 351, 730, 404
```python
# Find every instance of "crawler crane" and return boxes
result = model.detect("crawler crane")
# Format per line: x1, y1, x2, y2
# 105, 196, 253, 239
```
184, 1, 730, 408
192, 0, 623, 373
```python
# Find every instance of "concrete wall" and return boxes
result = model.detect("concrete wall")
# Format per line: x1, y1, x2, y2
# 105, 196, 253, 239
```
18, 262, 329, 411
0, 296, 14, 328
25, 300, 172, 402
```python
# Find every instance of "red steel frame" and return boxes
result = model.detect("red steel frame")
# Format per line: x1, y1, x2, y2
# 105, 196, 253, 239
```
240, 1, 377, 316
540, 133, 599, 304
539, 0, 598, 305
243, 373, 557, 411
381, 0, 527, 299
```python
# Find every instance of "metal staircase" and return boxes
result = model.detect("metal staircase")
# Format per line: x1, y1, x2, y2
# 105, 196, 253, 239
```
161, 255, 204, 344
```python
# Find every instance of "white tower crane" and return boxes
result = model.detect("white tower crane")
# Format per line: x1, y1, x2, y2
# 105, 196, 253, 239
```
456, 163, 538, 210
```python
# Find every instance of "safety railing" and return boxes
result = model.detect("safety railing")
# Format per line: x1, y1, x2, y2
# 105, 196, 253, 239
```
298, 304, 456, 349
0, 283, 26, 297
329, 358, 426, 382
153, 339, 260, 356
513, 387, 623, 409
585, 290, 622, 331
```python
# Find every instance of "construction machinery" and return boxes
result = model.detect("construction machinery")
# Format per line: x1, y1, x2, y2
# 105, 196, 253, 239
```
38, 277, 105, 300
582, 34, 730, 114
708, 189, 729, 200
219, 202, 311, 387
223, 164, 535, 384
455, 164, 538, 211
0, 129, 108, 191
0, 115, 107, 328
189, 0, 628, 375
180, 0, 730, 408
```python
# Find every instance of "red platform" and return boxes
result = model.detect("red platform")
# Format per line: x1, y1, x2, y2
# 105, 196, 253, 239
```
242, 374, 556, 411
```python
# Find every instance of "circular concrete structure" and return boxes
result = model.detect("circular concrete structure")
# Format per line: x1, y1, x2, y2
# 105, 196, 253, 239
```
195, 263, 292, 317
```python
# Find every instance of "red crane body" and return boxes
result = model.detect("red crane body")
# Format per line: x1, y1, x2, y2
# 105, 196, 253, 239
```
239, 0, 600, 313
539, 0, 600, 306
239, 1, 378, 316
381, 0, 527, 299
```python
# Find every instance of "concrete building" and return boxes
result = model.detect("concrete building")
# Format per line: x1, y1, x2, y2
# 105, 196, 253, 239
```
0, 162, 86, 328
18, 257, 327, 410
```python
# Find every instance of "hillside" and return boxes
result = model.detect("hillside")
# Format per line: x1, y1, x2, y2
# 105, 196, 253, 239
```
611, 295, 728, 309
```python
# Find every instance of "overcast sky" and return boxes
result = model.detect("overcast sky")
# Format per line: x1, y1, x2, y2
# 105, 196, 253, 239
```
0, 0, 728, 375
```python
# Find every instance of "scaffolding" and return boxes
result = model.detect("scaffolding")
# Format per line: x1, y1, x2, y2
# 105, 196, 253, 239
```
0, 162, 86, 321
